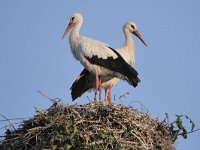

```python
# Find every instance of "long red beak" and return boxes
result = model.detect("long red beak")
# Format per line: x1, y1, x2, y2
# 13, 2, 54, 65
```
61, 22, 74, 39
133, 30, 147, 47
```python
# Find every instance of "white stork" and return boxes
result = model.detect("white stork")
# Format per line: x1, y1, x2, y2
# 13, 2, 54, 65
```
62, 13, 141, 100
70, 21, 147, 103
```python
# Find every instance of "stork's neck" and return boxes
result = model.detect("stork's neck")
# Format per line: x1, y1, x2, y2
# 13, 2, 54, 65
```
70, 20, 82, 39
69, 20, 83, 59
124, 30, 135, 50
69, 20, 83, 56
123, 30, 136, 65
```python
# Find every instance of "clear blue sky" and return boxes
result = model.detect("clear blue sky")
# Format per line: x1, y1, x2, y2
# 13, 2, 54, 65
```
0, 0, 199, 149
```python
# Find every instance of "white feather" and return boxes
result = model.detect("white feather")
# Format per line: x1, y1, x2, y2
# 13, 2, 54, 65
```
67, 14, 123, 77
102, 21, 137, 89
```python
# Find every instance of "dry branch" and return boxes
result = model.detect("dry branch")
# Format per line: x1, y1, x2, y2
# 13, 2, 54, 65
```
0, 101, 175, 150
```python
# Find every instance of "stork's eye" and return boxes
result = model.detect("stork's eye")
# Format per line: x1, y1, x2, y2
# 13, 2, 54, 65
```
131, 25, 135, 29
72, 17, 75, 21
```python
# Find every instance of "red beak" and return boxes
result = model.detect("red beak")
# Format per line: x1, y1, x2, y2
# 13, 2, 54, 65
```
133, 30, 147, 47
61, 22, 74, 39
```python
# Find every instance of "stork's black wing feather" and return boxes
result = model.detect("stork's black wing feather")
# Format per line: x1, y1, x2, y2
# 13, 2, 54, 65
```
84, 46, 140, 87
70, 69, 96, 101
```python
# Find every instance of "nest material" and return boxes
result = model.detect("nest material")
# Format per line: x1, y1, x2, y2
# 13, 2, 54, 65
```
0, 101, 175, 150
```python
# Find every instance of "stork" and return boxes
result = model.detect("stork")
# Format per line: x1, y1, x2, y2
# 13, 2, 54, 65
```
62, 13, 141, 101
70, 21, 147, 103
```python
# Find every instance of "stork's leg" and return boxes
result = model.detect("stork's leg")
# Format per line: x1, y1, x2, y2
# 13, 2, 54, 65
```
107, 84, 113, 104
94, 70, 99, 101
105, 88, 109, 105
98, 78, 102, 100
105, 89, 108, 101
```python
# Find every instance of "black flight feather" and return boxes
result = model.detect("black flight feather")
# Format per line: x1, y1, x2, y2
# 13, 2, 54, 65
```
84, 46, 140, 87
70, 68, 113, 101
70, 69, 95, 101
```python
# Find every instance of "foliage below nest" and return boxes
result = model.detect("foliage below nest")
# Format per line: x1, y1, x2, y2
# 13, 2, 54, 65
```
0, 101, 177, 150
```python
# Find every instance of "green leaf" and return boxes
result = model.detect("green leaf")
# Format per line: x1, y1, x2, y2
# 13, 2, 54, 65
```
176, 117, 184, 130
181, 132, 187, 139
185, 115, 196, 131
181, 127, 188, 139
191, 123, 196, 131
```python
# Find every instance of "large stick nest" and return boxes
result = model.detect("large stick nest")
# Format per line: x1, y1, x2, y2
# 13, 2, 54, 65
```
0, 101, 175, 150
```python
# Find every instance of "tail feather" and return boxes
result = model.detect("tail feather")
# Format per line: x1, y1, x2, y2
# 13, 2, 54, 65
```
70, 69, 95, 101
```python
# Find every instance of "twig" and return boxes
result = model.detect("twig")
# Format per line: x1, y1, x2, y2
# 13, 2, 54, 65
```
71, 109, 82, 119
86, 96, 90, 101
128, 100, 148, 113
0, 117, 30, 122
37, 90, 53, 101
0, 122, 23, 131
131, 130, 148, 150
0, 135, 6, 137
0, 114, 16, 131
37, 90, 56, 103
178, 128, 200, 136
119, 92, 130, 100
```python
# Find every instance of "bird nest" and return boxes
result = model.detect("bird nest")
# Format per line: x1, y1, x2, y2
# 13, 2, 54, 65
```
0, 100, 175, 150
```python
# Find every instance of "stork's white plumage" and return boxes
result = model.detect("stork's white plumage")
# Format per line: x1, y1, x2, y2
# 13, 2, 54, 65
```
70, 20, 147, 103
62, 13, 121, 75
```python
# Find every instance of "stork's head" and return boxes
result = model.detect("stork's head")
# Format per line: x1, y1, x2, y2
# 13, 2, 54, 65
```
124, 21, 147, 47
62, 13, 83, 39
70, 13, 83, 24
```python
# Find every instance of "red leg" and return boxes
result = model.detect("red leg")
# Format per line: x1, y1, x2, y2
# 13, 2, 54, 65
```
94, 70, 99, 101
107, 85, 112, 104
105, 88, 110, 105
105, 89, 108, 101
99, 78, 102, 100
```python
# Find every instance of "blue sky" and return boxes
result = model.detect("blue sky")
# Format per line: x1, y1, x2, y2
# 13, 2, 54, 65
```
0, 0, 200, 149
